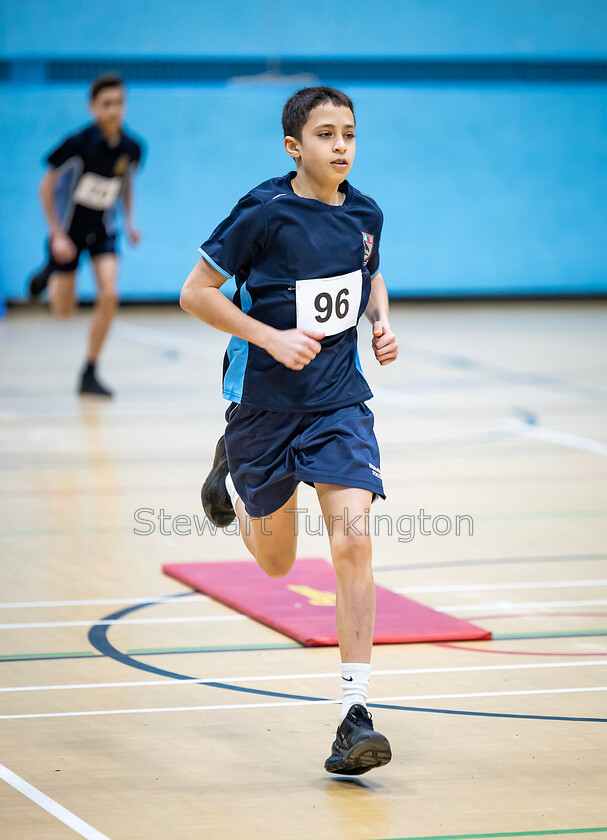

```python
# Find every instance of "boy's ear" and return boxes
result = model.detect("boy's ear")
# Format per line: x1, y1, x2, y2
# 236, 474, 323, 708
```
284, 135, 301, 161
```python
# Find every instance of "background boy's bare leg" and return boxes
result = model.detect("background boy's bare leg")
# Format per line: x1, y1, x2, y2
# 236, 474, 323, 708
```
316, 484, 376, 663
48, 271, 76, 317
89, 253, 119, 361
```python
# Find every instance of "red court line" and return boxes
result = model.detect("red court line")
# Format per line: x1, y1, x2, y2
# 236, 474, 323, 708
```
437, 645, 607, 657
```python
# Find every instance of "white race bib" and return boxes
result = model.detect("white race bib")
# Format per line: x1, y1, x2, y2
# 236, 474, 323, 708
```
73, 173, 122, 210
295, 269, 362, 337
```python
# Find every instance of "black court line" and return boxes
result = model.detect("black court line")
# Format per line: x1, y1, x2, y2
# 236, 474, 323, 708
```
85, 596, 607, 723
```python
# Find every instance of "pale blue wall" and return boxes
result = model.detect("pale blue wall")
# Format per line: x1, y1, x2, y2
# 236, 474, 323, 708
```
1, 1, 606, 301
2, 0, 606, 57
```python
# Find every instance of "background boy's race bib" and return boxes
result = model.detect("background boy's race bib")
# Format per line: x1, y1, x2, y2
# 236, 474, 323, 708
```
73, 173, 122, 210
295, 269, 362, 337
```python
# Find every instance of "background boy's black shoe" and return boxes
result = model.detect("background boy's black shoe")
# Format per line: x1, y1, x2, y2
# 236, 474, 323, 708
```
28, 263, 52, 299
324, 704, 392, 775
201, 435, 236, 527
78, 366, 113, 398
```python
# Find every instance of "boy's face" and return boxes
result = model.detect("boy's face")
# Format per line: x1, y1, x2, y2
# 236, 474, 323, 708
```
285, 102, 356, 186
90, 86, 125, 132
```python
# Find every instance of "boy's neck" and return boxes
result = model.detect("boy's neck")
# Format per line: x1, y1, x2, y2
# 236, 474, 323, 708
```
97, 121, 122, 146
291, 171, 344, 206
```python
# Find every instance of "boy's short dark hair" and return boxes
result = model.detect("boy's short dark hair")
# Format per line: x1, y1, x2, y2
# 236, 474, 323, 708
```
282, 86, 355, 140
90, 73, 124, 101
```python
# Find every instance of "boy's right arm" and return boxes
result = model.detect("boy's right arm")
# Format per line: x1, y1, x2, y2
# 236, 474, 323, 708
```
180, 258, 324, 371
39, 168, 77, 262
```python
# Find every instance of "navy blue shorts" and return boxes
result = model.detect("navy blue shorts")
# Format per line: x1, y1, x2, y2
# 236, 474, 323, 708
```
224, 401, 385, 517
47, 228, 118, 274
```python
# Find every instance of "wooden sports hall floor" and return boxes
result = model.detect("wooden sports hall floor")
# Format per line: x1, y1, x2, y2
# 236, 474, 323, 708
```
0, 300, 606, 840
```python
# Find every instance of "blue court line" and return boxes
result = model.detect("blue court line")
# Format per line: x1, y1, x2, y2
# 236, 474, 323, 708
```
85, 597, 607, 724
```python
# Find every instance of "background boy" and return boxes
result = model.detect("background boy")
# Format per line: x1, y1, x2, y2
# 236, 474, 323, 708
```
180, 86, 398, 774
28, 73, 143, 397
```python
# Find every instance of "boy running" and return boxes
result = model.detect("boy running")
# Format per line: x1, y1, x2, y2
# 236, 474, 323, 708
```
28, 73, 143, 397
180, 86, 398, 774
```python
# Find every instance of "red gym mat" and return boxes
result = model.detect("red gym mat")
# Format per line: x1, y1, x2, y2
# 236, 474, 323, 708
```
163, 558, 491, 646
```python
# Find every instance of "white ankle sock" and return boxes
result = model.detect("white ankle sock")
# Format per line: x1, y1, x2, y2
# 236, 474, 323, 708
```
340, 662, 371, 721
225, 472, 240, 509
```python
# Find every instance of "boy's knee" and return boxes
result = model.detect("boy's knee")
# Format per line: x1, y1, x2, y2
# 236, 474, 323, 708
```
256, 545, 297, 579
330, 533, 372, 571
52, 300, 75, 318
98, 289, 118, 309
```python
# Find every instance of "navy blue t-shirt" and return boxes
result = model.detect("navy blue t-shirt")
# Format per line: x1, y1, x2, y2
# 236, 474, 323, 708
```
199, 172, 383, 412
45, 123, 143, 237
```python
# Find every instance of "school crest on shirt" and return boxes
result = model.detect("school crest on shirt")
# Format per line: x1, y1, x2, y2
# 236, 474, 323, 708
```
362, 231, 374, 265
113, 154, 130, 176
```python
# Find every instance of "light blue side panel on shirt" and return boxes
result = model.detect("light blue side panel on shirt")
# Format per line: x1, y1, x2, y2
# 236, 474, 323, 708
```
223, 283, 252, 402
354, 347, 364, 377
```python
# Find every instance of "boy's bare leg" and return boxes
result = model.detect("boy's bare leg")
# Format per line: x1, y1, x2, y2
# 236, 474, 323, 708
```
89, 254, 119, 362
48, 271, 77, 317
316, 483, 375, 663
316, 483, 390, 774
232, 488, 299, 579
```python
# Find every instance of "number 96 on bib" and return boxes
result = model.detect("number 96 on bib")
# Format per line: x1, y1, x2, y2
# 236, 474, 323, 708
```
295, 269, 362, 337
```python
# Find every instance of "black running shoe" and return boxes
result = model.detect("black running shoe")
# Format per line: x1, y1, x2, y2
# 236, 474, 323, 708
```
201, 435, 235, 528
78, 369, 113, 398
325, 704, 392, 775
28, 263, 52, 299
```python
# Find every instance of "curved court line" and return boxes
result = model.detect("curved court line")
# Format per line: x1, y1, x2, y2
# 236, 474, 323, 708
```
86, 597, 607, 724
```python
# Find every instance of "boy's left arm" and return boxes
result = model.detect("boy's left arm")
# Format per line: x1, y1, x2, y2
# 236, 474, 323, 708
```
122, 170, 141, 246
364, 271, 398, 366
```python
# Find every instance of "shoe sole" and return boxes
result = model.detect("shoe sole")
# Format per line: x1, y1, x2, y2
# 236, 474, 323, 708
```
325, 733, 392, 775
201, 436, 236, 528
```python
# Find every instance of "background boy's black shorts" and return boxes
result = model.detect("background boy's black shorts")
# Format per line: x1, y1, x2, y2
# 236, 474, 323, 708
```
224, 401, 385, 518
47, 228, 118, 274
